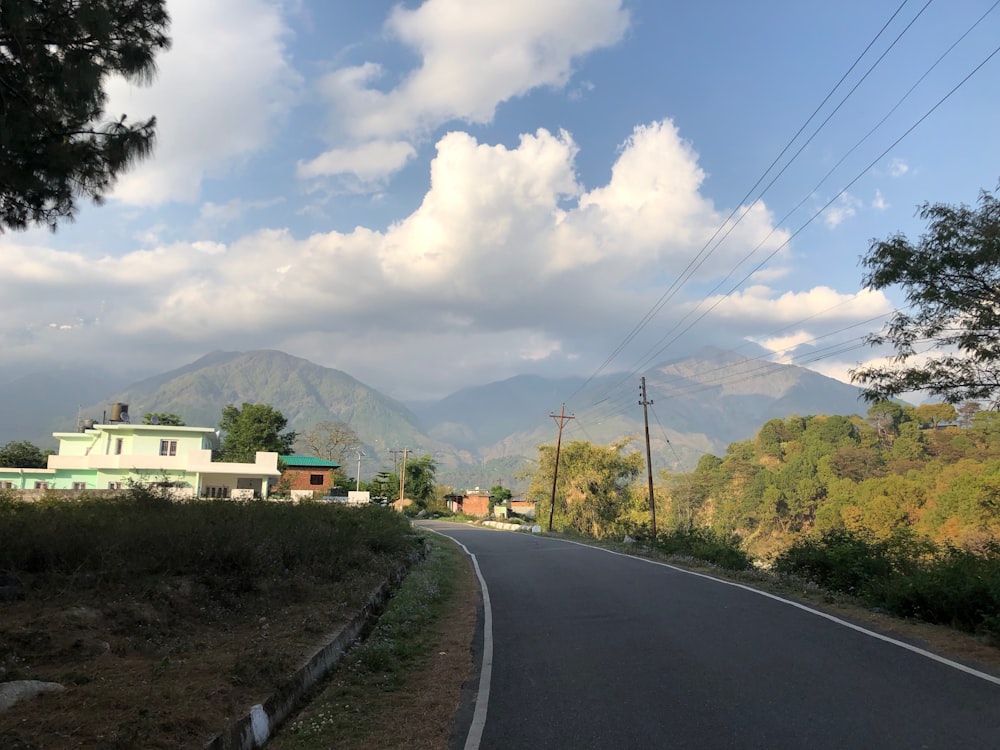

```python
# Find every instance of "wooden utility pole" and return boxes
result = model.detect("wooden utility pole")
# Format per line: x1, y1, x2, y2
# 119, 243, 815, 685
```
640, 377, 657, 540
547, 404, 574, 532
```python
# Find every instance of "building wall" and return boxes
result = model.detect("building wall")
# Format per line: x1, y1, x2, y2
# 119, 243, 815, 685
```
5, 424, 279, 498
462, 494, 490, 517
283, 467, 333, 492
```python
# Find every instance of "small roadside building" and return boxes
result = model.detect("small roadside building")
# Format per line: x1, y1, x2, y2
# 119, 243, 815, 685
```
278, 455, 341, 494
445, 489, 492, 517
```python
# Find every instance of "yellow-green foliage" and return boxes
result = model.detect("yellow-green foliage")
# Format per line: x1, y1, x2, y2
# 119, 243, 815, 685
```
528, 439, 645, 539
668, 404, 1000, 555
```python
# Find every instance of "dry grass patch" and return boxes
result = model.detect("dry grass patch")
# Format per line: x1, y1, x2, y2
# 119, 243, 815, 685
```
0, 496, 421, 749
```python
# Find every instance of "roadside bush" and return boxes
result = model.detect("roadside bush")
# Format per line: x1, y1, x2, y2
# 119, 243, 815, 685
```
870, 543, 1000, 639
655, 525, 753, 571
773, 529, 894, 594
774, 529, 1000, 639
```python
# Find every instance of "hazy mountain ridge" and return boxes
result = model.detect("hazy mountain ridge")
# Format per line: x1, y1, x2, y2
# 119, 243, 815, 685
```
1, 348, 870, 486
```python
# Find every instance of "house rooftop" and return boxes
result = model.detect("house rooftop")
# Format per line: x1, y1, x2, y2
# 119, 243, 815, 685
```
279, 455, 340, 469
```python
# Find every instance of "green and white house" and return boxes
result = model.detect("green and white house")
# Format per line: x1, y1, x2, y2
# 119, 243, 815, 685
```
0, 423, 281, 499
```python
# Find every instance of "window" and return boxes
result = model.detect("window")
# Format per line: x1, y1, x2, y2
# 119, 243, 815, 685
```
114, 438, 123, 455
159, 440, 177, 457
0, 481, 13, 489
108, 481, 122, 490
71, 482, 87, 490
33, 481, 50, 490
309, 474, 325, 486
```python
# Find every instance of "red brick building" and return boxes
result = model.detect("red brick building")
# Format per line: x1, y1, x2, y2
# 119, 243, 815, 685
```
445, 489, 491, 517
279, 455, 341, 493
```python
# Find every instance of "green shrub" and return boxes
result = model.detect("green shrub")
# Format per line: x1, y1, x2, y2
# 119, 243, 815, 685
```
870, 543, 1000, 638
773, 529, 894, 594
774, 529, 1000, 639
0, 496, 419, 604
655, 526, 753, 571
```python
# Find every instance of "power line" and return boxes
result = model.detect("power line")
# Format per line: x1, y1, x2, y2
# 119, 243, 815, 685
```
565, 0, 917, 403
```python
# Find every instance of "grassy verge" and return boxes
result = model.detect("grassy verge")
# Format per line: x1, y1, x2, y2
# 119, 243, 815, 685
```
270, 534, 477, 750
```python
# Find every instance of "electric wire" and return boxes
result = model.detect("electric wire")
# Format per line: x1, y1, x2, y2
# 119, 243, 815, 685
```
592, 0, 996, 402
563, 0, 915, 403
596, 39, 1000, 406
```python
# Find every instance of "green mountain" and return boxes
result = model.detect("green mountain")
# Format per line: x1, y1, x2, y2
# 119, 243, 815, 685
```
8, 347, 871, 489
72, 350, 463, 475
410, 346, 870, 475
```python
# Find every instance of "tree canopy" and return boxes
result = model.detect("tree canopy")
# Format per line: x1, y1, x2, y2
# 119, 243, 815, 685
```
142, 412, 184, 426
294, 420, 359, 466
218, 403, 295, 463
1, 0, 171, 231
529, 439, 644, 539
0, 440, 49, 468
403, 454, 437, 508
852, 187, 1000, 406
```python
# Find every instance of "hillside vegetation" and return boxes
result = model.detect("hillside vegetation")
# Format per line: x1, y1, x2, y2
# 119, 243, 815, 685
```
526, 401, 1000, 641
665, 403, 999, 556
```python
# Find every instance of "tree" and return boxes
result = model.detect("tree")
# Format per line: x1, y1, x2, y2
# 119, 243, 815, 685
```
914, 403, 957, 429
0, 440, 48, 468
368, 471, 399, 503
403, 454, 438, 508
957, 401, 982, 429
218, 403, 295, 463
1, 0, 171, 231
867, 401, 904, 448
142, 412, 184, 426
852, 187, 1000, 406
294, 420, 359, 465
529, 439, 644, 539
489, 484, 513, 515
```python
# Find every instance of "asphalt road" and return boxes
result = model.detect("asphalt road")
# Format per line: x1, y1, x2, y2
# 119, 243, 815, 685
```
419, 521, 1000, 750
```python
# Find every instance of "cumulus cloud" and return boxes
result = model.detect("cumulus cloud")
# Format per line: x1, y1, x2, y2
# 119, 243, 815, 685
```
304, 0, 630, 185
713, 286, 889, 323
105, 0, 301, 205
0, 118, 871, 398
297, 140, 417, 181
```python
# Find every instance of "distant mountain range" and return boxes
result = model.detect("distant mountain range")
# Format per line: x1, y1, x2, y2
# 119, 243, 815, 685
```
0, 348, 870, 489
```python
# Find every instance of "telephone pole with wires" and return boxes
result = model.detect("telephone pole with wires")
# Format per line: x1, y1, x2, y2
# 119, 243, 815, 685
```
640, 377, 657, 540
547, 404, 574, 532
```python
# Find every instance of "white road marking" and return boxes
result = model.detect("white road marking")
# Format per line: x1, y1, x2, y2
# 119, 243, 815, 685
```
555, 536, 1000, 688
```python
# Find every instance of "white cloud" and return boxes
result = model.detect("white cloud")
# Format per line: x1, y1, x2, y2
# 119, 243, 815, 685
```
105, 0, 301, 205
306, 0, 630, 183
823, 192, 862, 228
713, 286, 890, 323
889, 158, 909, 177
872, 189, 888, 211
199, 198, 286, 226
297, 140, 417, 182
0, 118, 871, 399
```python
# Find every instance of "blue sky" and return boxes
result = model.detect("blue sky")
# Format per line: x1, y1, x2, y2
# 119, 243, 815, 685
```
2, 0, 999, 406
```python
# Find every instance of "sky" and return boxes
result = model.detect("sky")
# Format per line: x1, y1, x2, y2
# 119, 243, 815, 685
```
2, 0, 1000, 411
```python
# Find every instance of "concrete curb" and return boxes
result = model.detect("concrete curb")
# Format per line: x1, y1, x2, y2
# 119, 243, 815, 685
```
481, 521, 541, 533
204, 547, 426, 750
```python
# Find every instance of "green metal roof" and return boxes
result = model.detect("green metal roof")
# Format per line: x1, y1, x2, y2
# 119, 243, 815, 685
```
279, 455, 340, 469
